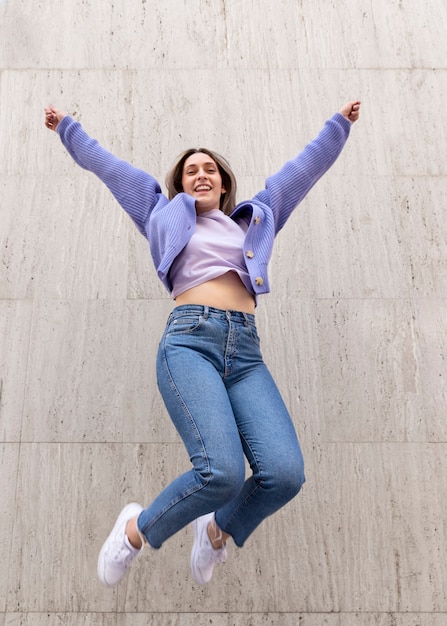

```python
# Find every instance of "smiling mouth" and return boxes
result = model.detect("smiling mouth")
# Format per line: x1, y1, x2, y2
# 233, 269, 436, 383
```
194, 185, 212, 192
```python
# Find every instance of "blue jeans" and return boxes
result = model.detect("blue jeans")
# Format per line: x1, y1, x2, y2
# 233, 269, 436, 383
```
137, 305, 305, 548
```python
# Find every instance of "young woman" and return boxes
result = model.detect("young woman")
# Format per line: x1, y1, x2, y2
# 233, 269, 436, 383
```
45, 100, 360, 588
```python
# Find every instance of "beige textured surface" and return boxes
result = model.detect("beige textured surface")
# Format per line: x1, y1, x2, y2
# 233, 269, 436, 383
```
1, 0, 446, 623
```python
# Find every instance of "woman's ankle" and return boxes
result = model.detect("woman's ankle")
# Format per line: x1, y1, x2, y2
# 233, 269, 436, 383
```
126, 517, 143, 549
207, 517, 227, 550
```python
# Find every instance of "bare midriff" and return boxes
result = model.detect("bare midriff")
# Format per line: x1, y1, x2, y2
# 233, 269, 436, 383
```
174, 271, 256, 315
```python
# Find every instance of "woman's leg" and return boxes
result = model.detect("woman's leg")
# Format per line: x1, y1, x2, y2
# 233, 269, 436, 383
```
216, 360, 305, 547
98, 306, 245, 587
137, 306, 247, 548
187, 307, 305, 583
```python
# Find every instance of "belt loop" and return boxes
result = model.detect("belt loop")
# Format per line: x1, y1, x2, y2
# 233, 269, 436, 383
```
242, 312, 249, 326
203, 305, 209, 320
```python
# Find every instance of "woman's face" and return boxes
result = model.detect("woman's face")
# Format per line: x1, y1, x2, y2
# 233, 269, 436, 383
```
181, 152, 226, 214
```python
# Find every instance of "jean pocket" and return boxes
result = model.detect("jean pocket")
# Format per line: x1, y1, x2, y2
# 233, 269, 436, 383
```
247, 324, 261, 346
167, 314, 203, 335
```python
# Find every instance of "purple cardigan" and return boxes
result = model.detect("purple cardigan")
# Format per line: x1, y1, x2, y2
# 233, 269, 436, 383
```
57, 112, 351, 296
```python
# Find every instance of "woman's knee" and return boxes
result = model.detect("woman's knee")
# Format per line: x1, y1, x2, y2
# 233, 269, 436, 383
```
196, 460, 245, 506
263, 457, 306, 501
283, 463, 306, 498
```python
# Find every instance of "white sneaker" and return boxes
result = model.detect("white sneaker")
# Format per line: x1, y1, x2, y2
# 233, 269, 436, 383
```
190, 512, 227, 585
97, 502, 144, 587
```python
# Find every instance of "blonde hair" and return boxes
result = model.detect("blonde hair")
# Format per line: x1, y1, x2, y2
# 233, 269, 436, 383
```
165, 148, 237, 216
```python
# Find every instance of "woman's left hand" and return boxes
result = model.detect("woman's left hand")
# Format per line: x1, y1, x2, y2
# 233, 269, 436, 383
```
339, 100, 361, 123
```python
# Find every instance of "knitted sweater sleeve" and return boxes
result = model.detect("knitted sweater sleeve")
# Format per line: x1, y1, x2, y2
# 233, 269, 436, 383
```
253, 113, 351, 233
56, 116, 163, 235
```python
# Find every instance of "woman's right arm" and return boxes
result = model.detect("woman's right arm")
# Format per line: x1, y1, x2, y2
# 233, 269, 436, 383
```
44, 107, 163, 235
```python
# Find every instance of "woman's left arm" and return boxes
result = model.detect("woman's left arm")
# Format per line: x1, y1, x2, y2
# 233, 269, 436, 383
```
254, 101, 361, 233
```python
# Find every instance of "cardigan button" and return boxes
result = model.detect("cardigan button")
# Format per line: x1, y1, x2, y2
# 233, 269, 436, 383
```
245, 250, 254, 258
254, 216, 261, 225
255, 277, 264, 286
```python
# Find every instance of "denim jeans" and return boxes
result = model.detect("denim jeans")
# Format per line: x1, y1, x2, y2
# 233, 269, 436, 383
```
137, 305, 305, 548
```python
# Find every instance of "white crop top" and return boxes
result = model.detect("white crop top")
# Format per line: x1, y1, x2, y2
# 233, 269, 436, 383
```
169, 209, 252, 299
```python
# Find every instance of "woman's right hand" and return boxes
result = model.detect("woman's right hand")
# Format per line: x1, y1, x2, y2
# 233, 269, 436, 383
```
44, 106, 66, 131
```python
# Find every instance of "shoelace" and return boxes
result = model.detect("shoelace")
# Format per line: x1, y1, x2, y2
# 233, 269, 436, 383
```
198, 542, 226, 566
199, 531, 227, 566
111, 534, 136, 565
215, 547, 227, 563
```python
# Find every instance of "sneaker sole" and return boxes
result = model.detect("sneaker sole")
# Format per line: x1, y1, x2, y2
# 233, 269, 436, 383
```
190, 517, 207, 585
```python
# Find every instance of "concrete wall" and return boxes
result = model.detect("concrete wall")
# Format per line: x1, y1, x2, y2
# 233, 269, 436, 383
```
1, 0, 446, 624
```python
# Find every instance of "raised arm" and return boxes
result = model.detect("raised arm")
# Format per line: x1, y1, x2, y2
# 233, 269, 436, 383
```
252, 101, 361, 233
44, 106, 164, 236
